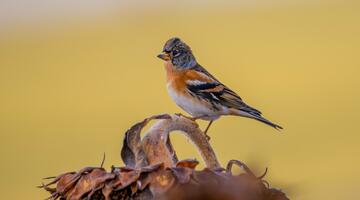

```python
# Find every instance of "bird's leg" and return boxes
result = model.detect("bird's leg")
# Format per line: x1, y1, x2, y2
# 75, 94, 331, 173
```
203, 120, 213, 141
175, 113, 195, 121
175, 113, 204, 121
191, 115, 212, 121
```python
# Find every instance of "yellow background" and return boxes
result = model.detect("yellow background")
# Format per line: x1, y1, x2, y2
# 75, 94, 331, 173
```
0, 1, 359, 199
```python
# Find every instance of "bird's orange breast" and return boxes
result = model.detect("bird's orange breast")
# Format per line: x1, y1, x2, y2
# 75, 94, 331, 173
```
164, 61, 187, 94
164, 61, 213, 94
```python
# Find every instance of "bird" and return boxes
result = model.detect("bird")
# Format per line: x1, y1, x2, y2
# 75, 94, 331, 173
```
157, 37, 282, 139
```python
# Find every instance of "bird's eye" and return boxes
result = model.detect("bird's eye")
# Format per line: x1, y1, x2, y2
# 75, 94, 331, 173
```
172, 49, 181, 57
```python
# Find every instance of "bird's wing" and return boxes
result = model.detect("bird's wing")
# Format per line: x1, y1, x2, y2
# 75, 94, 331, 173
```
187, 64, 283, 129
187, 65, 261, 115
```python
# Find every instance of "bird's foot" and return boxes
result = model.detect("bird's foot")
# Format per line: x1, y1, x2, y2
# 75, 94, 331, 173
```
174, 113, 211, 140
204, 133, 211, 141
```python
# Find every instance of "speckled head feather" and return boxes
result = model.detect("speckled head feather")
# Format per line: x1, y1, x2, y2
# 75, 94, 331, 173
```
162, 37, 197, 69
163, 37, 182, 52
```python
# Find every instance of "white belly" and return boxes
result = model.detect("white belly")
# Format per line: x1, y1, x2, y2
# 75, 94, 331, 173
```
167, 84, 221, 120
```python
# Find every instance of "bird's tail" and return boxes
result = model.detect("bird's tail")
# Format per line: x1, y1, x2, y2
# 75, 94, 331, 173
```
232, 108, 283, 130
249, 113, 283, 130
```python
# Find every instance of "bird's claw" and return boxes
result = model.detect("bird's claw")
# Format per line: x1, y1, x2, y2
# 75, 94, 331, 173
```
205, 134, 211, 141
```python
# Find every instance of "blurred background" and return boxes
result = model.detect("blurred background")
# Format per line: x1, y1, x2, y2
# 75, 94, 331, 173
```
0, 0, 359, 199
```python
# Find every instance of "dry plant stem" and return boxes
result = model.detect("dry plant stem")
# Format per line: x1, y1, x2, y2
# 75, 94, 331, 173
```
142, 114, 221, 169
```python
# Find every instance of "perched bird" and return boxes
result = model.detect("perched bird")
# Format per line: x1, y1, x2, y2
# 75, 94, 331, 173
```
157, 37, 282, 139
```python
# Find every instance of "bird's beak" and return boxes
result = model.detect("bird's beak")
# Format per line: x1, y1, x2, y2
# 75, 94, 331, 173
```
157, 52, 170, 61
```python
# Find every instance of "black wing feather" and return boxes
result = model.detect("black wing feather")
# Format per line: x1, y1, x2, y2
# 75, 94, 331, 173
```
189, 64, 261, 113
187, 64, 282, 129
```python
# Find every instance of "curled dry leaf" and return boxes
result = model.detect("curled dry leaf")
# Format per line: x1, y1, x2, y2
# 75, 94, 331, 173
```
121, 114, 172, 168
41, 114, 289, 200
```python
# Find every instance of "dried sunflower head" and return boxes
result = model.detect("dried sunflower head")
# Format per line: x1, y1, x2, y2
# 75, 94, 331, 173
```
40, 114, 289, 200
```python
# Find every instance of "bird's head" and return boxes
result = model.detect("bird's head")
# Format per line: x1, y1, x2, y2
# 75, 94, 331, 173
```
157, 37, 197, 69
